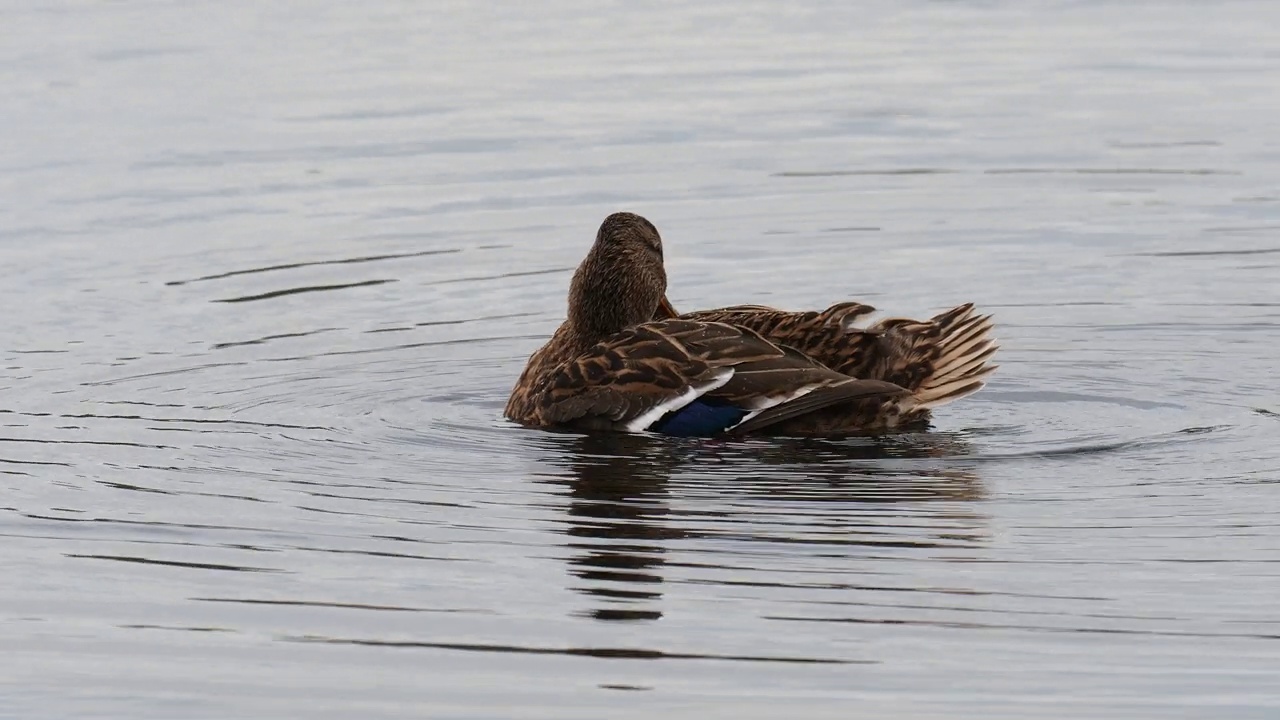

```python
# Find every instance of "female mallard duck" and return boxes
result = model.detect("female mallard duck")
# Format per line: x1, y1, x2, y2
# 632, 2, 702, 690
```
653, 294, 999, 430
505, 212, 985, 436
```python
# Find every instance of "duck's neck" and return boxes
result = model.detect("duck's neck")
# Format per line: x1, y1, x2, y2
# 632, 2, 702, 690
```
548, 320, 603, 361
565, 246, 662, 343
514, 322, 594, 385
567, 290, 642, 344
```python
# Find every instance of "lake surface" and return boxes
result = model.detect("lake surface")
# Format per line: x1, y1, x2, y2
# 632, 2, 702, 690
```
3, 1, 1279, 718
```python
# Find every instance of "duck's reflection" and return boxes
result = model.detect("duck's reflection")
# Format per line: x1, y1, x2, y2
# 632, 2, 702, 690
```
551, 433, 682, 621
539, 431, 989, 623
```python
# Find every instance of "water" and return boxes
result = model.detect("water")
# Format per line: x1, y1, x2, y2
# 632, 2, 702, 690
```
3, 1, 1279, 718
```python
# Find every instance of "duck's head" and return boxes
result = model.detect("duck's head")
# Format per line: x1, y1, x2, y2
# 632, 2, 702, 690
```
568, 212, 673, 339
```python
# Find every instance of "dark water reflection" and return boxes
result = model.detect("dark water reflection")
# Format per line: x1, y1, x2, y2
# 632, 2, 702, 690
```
555, 434, 679, 623
544, 432, 988, 628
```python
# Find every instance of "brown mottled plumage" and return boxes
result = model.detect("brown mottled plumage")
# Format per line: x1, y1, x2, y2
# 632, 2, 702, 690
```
505, 213, 907, 436
655, 299, 999, 431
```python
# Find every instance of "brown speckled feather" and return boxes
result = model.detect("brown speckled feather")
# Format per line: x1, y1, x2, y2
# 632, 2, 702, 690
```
529, 323, 721, 430
661, 300, 998, 431
669, 302, 880, 376
507, 319, 904, 434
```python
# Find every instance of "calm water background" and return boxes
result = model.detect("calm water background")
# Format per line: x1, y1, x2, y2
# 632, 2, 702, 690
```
3, 2, 1279, 718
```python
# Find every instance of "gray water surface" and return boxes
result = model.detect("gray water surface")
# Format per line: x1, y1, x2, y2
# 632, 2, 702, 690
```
3, 2, 1279, 718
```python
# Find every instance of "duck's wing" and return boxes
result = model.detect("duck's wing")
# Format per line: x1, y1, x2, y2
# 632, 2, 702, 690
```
528, 323, 731, 432
670, 301, 997, 412
653, 319, 906, 435
526, 319, 904, 435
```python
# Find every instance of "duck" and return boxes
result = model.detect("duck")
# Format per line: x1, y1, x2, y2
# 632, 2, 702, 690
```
505, 212, 993, 436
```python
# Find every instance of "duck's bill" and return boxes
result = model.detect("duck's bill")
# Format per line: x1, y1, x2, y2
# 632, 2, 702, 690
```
656, 295, 680, 319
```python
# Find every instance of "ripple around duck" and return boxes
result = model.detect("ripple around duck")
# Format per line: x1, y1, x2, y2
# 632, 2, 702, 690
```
165, 248, 464, 286
282, 635, 861, 665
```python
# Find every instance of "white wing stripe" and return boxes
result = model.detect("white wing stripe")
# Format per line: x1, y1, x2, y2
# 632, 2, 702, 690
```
623, 368, 735, 433
727, 383, 822, 431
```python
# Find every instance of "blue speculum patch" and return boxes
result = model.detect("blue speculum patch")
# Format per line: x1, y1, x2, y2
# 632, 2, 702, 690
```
651, 399, 748, 437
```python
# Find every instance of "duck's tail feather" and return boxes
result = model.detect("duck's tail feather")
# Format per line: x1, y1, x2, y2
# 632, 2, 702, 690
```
910, 305, 999, 410
869, 303, 998, 412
